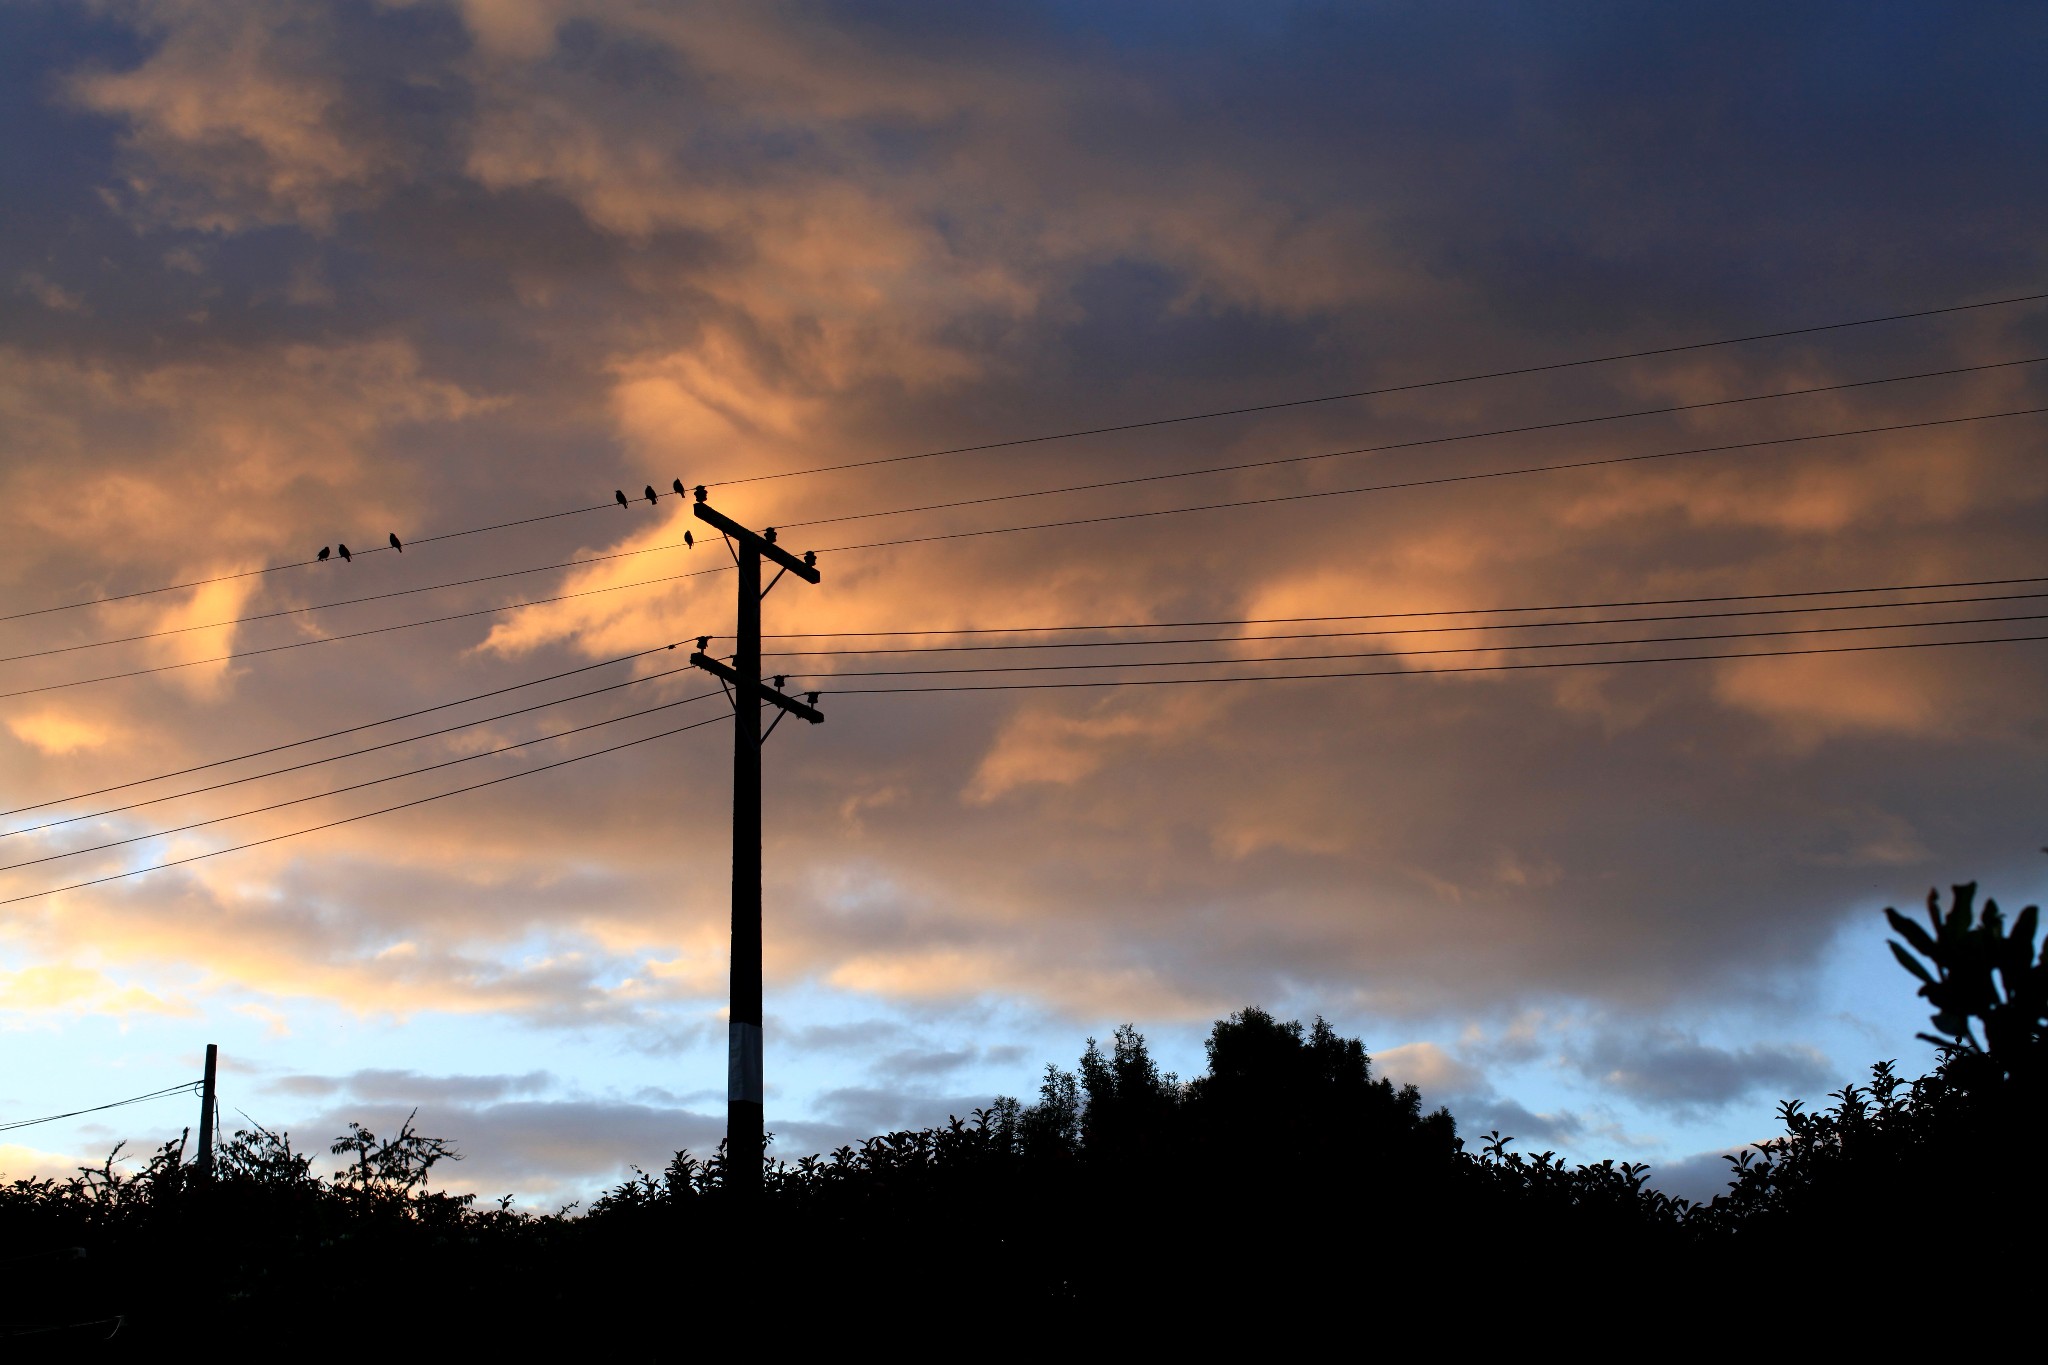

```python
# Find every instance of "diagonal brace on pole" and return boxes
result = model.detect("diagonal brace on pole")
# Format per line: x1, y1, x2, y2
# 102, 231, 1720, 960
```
689, 653, 824, 725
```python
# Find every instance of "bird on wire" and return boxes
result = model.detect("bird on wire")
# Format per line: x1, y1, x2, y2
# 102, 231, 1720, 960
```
389, 532, 403, 553
644, 485, 657, 505
337, 544, 352, 563
684, 530, 694, 549
672, 478, 685, 497
614, 489, 629, 509
317, 546, 330, 562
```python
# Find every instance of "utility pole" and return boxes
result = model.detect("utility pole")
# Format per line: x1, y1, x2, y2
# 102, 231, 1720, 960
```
196, 1042, 218, 1179
687, 492, 822, 1195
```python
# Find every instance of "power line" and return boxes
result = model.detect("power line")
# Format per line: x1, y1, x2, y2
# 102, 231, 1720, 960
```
0, 565, 723, 704
0, 711, 734, 908
22, 354, 2038, 667
10, 633, 2041, 906
817, 631, 2048, 695
0, 1082, 201, 1134
0, 538, 703, 667
0, 644, 682, 821
759, 588, 2048, 657
1, 659, 708, 841
0, 689, 723, 875
15, 574, 2027, 836
31, 399, 2036, 708
9, 288, 2041, 623
781, 611, 2048, 679
721, 289, 2048, 488
757, 573, 2048, 638
810, 404, 2048, 556
9, 384, 2040, 710
779, 354, 2048, 533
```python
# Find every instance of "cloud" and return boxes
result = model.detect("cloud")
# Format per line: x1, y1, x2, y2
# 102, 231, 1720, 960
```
67, 0, 402, 232
1640, 1146, 1749, 1205
1573, 1029, 1834, 1117
267, 1068, 553, 1103
286, 1094, 725, 1198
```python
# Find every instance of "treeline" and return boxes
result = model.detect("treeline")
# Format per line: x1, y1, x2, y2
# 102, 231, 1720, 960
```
3, 879, 2041, 1346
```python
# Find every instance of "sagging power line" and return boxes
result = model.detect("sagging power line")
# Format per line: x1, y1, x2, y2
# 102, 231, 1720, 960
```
8, 402, 2043, 707
0, 689, 722, 875
777, 610, 2048, 682
0, 711, 737, 909
814, 630, 2048, 696
3, 629, 2042, 910
0, 1080, 201, 1134
9, 572, 2038, 832
0, 643, 686, 821
760, 587, 2048, 657
6, 288, 2041, 625
14, 353, 2041, 670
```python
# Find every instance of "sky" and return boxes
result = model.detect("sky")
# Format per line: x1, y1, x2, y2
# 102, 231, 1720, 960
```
1, 0, 2045, 1208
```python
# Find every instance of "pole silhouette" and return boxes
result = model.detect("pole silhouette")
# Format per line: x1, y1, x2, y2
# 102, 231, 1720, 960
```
196, 1042, 218, 1179
687, 495, 822, 1194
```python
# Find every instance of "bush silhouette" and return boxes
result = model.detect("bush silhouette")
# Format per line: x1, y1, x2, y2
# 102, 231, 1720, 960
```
4, 866, 2044, 1344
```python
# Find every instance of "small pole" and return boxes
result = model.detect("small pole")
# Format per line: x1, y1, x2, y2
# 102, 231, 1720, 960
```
196, 1043, 218, 1179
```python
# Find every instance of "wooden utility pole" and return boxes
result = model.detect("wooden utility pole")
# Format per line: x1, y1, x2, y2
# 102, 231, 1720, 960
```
196, 1042, 218, 1178
687, 492, 822, 1195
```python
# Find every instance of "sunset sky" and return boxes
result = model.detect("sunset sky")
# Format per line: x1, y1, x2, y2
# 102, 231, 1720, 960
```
2, 0, 2044, 1206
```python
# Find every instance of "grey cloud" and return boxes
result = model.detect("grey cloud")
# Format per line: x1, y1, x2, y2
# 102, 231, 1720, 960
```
810, 1086, 994, 1137
291, 1097, 724, 1198
872, 1046, 980, 1079
267, 1068, 554, 1104
1574, 1029, 1834, 1116
1643, 1146, 1755, 1207
1470, 1100, 1585, 1149
776, 1019, 908, 1054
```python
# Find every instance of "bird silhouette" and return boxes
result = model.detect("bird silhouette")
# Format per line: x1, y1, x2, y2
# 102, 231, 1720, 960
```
317, 546, 330, 562
684, 530, 694, 549
644, 485, 657, 505
615, 489, 629, 509
338, 544, 352, 563
389, 532, 403, 553
672, 478, 685, 496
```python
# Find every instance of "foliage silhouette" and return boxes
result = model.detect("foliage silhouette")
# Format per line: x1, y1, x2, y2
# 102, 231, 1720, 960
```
3, 865, 2043, 1344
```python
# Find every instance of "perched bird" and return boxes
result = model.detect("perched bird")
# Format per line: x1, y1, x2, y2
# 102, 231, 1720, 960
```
317, 546, 331, 562
615, 489, 629, 509
644, 485, 657, 505
684, 530, 694, 549
672, 478, 685, 496
389, 532, 403, 553
338, 544, 352, 563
